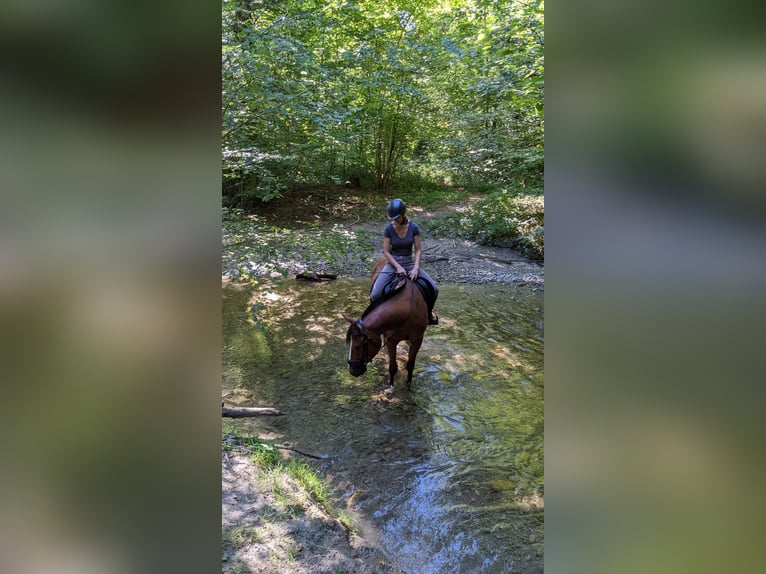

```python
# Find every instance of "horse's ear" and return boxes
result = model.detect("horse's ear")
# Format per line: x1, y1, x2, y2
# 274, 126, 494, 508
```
342, 313, 355, 324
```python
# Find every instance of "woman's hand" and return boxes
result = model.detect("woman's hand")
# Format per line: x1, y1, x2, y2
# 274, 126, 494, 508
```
395, 265, 407, 276
408, 267, 419, 281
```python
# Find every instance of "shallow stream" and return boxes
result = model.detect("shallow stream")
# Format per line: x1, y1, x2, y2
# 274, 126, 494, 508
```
223, 278, 544, 573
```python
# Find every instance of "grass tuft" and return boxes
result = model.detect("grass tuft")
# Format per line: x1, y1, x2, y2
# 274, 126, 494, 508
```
224, 433, 355, 532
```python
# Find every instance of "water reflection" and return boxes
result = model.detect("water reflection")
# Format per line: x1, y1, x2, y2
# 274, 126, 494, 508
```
223, 278, 544, 573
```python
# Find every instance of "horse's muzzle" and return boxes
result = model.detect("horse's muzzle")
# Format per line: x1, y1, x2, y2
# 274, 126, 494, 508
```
348, 360, 366, 377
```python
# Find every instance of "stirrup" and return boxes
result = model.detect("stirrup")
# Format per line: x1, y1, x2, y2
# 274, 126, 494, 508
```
428, 312, 439, 325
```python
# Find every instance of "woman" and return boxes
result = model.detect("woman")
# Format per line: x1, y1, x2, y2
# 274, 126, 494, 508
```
370, 198, 439, 325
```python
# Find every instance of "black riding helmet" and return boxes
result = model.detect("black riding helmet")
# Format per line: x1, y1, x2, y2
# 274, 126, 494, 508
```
387, 198, 406, 220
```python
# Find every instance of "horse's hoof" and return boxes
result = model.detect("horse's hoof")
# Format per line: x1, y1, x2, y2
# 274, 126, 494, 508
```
384, 386, 395, 398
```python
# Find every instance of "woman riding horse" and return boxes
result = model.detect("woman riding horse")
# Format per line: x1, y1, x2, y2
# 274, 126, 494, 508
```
369, 198, 439, 325
343, 199, 440, 389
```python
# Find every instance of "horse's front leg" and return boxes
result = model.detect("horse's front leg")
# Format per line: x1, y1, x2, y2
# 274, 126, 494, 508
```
405, 337, 423, 389
386, 338, 399, 387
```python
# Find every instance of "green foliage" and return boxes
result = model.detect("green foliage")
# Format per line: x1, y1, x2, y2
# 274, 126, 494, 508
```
223, 207, 377, 280
430, 187, 544, 259
223, 434, 280, 464
393, 173, 471, 207
223, 150, 290, 206
222, 0, 544, 196
285, 459, 330, 508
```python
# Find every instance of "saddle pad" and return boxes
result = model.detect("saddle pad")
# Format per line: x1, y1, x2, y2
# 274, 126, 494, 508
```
414, 277, 435, 308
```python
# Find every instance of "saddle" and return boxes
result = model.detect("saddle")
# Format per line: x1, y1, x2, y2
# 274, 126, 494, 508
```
381, 275, 407, 298
380, 274, 435, 310
365, 274, 438, 323
363, 275, 406, 319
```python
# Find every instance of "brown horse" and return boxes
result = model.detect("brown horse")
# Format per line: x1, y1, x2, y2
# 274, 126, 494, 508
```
343, 258, 428, 389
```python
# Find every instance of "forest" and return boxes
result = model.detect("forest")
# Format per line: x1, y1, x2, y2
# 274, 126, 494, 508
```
221, 4, 545, 571
222, 0, 543, 212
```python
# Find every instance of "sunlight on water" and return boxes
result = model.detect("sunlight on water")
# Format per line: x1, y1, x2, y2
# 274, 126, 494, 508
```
223, 278, 544, 573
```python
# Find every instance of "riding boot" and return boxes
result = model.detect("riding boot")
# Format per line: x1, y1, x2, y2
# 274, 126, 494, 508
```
427, 293, 439, 325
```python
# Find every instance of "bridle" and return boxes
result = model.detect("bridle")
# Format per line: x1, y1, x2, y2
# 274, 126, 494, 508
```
347, 319, 373, 368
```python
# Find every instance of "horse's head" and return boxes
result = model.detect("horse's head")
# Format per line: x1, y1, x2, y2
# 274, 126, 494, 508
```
342, 313, 380, 376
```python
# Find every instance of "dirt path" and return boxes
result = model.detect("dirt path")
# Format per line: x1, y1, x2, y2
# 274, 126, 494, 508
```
347, 201, 544, 288
223, 191, 543, 288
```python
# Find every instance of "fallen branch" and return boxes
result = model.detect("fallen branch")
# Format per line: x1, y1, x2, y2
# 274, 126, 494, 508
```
275, 445, 329, 460
222, 406, 285, 417
296, 271, 338, 281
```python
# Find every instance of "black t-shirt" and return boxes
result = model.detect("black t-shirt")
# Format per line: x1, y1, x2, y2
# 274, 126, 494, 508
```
384, 222, 420, 259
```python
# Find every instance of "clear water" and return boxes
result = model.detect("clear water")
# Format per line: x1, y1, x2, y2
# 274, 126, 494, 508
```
223, 278, 544, 573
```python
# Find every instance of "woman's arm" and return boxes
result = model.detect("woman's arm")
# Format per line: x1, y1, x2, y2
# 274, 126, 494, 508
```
383, 237, 406, 274
410, 235, 422, 280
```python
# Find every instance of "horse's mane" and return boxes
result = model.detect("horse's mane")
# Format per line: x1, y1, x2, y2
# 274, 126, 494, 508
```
347, 296, 389, 342
360, 296, 386, 319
